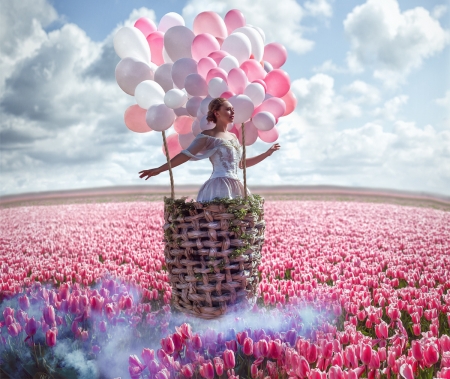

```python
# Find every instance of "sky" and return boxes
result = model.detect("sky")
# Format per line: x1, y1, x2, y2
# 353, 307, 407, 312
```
0, 0, 449, 197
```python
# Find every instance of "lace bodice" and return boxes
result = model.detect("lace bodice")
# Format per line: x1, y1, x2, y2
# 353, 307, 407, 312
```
181, 134, 242, 180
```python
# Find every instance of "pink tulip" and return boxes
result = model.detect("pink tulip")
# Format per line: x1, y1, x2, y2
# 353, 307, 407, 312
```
161, 336, 175, 355
223, 349, 235, 369
7, 323, 21, 337
25, 317, 37, 336
213, 357, 224, 376
45, 327, 57, 347
424, 344, 439, 366
225, 339, 237, 352
361, 344, 372, 365
18, 295, 30, 310
329, 365, 344, 379
43, 305, 56, 326
399, 363, 414, 379
375, 321, 388, 339
269, 339, 282, 359
199, 361, 214, 379
181, 363, 194, 378
243, 337, 254, 355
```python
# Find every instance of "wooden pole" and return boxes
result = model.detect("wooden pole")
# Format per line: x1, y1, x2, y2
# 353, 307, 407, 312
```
162, 130, 175, 199
241, 122, 247, 201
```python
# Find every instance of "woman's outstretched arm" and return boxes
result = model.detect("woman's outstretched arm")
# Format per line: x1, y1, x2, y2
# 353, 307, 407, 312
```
139, 153, 190, 180
239, 143, 280, 169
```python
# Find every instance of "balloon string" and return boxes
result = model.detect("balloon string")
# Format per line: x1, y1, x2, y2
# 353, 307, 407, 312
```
241, 122, 247, 201
162, 130, 175, 199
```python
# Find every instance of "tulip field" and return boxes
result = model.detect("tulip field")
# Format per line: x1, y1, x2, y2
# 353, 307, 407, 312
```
1, 197, 450, 379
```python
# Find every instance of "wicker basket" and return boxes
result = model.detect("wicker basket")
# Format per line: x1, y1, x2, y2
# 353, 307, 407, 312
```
163, 195, 265, 319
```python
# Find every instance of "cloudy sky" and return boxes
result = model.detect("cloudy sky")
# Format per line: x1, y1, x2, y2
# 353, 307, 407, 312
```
1, 0, 449, 197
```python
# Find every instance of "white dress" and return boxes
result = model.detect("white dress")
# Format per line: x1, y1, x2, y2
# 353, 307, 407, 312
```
181, 133, 250, 202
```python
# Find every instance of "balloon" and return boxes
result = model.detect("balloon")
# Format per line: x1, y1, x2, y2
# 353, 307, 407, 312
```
191, 33, 220, 61
258, 126, 279, 143
124, 105, 152, 133
171, 58, 197, 89
162, 47, 173, 63
200, 115, 214, 130
221, 32, 251, 65
164, 89, 188, 109
154, 63, 174, 92
281, 90, 297, 116
233, 27, 264, 62
255, 97, 286, 119
146, 103, 175, 131
228, 95, 254, 124
241, 60, 266, 82
219, 55, 239, 73
206, 67, 228, 83
208, 77, 229, 98
251, 25, 265, 42
224, 9, 246, 35
264, 69, 290, 98
115, 57, 154, 95
244, 83, 265, 107
263, 42, 287, 69
174, 115, 194, 134
237, 120, 258, 145
146, 31, 164, 66
200, 96, 213, 115
192, 118, 201, 136
184, 73, 208, 97
220, 91, 234, 99
158, 12, 185, 33
197, 57, 217, 78
135, 80, 165, 109
164, 26, 195, 61
253, 111, 275, 131
174, 107, 189, 117
229, 124, 240, 139
208, 50, 228, 65
134, 17, 157, 37
178, 132, 196, 149
162, 132, 183, 157
193, 12, 227, 39
227, 68, 248, 95
186, 96, 203, 117
263, 61, 273, 73
113, 26, 151, 64
252, 79, 267, 92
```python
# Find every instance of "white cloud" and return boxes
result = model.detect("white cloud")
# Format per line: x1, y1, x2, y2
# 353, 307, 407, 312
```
182, 0, 325, 54
313, 59, 346, 74
432, 4, 448, 19
373, 95, 408, 121
291, 74, 361, 126
344, 0, 449, 85
343, 80, 381, 105
436, 91, 450, 109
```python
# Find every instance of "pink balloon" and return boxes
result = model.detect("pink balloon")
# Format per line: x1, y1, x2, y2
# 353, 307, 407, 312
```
192, 118, 201, 136
229, 124, 240, 139
224, 9, 246, 35
240, 60, 266, 82
193, 12, 227, 39
264, 69, 290, 98
184, 73, 208, 96
191, 33, 220, 61
252, 79, 267, 92
171, 58, 197, 89
178, 132, 196, 149
134, 17, 157, 37
124, 105, 152, 133
254, 97, 286, 118
263, 43, 287, 69
146, 31, 164, 66
206, 67, 228, 83
174, 116, 193, 134
208, 50, 229, 65
197, 57, 217, 78
258, 126, 279, 143
146, 104, 175, 131
281, 90, 297, 116
237, 120, 258, 146
162, 133, 182, 157
227, 68, 247, 95
220, 91, 234, 99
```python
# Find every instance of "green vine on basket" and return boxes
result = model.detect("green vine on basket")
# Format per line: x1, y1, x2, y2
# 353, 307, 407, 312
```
230, 244, 250, 258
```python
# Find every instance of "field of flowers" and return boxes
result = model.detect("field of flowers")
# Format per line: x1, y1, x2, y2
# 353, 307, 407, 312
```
1, 199, 450, 379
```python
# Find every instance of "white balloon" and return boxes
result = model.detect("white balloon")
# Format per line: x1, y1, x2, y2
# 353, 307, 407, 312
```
233, 26, 264, 62
200, 96, 213, 115
164, 89, 188, 109
249, 25, 265, 43
162, 47, 173, 63
158, 12, 185, 33
171, 58, 197, 89
164, 26, 195, 62
113, 26, 151, 64
184, 73, 208, 97
154, 63, 174, 92
186, 96, 203, 117
146, 104, 175, 131
264, 61, 273, 73
244, 83, 265, 107
253, 111, 275, 131
174, 106, 190, 117
228, 94, 254, 124
218, 55, 239, 73
115, 57, 154, 96
221, 32, 251, 65
135, 80, 165, 109
208, 77, 229, 98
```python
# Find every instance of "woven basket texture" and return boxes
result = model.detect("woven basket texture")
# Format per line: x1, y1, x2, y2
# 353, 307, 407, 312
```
163, 197, 265, 319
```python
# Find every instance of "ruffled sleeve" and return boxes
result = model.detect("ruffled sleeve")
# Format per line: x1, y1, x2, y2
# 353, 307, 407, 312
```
181, 134, 219, 161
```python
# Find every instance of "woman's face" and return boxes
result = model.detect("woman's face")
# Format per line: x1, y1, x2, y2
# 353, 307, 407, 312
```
215, 101, 234, 124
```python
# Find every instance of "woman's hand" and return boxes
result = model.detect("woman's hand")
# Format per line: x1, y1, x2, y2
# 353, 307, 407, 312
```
266, 143, 281, 156
139, 168, 161, 180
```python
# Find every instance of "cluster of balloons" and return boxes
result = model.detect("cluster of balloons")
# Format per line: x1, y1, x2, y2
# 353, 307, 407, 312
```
114, 10, 297, 157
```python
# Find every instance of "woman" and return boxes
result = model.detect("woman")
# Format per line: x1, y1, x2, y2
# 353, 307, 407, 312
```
139, 97, 280, 202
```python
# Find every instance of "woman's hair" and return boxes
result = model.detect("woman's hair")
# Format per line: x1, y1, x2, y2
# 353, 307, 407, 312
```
206, 97, 227, 123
